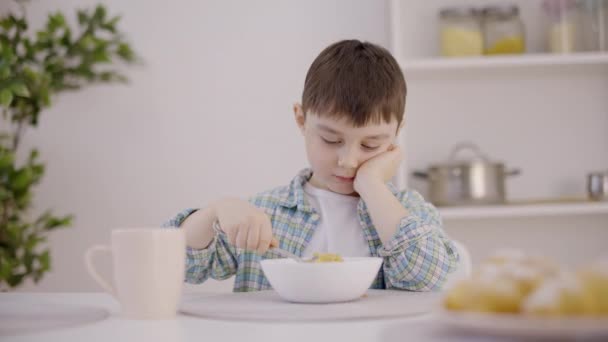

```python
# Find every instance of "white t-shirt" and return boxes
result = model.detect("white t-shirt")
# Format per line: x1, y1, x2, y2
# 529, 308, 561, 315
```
302, 183, 371, 258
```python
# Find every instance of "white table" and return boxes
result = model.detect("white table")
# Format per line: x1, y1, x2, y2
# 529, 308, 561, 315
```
0, 292, 531, 342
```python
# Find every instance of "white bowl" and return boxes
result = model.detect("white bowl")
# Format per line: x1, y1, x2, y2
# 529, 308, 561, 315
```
260, 257, 383, 303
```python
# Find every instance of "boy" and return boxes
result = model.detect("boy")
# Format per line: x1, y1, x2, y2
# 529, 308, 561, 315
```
164, 39, 459, 292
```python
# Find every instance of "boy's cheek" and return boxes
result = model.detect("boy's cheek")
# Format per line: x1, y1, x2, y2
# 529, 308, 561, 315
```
367, 148, 388, 161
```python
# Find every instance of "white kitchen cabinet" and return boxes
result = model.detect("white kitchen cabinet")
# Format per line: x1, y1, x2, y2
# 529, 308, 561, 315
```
388, 0, 608, 264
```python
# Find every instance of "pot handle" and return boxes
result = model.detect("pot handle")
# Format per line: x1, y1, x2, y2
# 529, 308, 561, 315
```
413, 171, 429, 179
506, 169, 521, 177
449, 142, 489, 162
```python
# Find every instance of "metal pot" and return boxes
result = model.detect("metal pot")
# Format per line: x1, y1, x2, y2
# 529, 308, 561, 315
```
413, 142, 520, 206
588, 171, 608, 201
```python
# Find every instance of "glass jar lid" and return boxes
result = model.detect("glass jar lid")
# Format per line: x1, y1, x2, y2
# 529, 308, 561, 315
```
439, 7, 480, 19
482, 5, 520, 19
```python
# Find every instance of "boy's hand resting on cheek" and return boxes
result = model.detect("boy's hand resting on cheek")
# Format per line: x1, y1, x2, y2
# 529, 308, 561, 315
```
354, 144, 402, 194
215, 199, 277, 255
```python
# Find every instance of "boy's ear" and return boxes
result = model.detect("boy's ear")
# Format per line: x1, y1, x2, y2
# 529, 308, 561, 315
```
397, 120, 405, 135
293, 103, 306, 134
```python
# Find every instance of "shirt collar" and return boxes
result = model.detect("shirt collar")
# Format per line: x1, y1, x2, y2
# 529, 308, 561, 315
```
277, 168, 400, 212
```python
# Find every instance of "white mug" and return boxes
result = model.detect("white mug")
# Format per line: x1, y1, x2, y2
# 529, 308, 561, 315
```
84, 228, 185, 319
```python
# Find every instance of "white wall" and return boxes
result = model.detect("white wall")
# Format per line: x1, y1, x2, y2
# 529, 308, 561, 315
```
6, 0, 389, 291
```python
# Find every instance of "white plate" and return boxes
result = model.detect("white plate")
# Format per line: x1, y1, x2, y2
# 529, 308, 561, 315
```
180, 290, 441, 322
436, 308, 608, 339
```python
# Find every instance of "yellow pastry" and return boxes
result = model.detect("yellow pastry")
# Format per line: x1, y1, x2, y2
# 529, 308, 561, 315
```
444, 269, 524, 313
445, 250, 559, 314
522, 272, 589, 316
481, 250, 557, 297
484, 249, 559, 277
578, 259, 608, 315
443, 250, 608, 317
490, 263, 546, 297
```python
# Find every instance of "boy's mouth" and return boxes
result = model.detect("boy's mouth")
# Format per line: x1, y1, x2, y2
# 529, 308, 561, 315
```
334, 175, 355, 183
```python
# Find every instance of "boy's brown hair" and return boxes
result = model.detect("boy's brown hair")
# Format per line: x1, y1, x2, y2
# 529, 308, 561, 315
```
301, 39, 406, 127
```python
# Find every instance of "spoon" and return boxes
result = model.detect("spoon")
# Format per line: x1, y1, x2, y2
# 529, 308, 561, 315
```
269, 239, 315, 262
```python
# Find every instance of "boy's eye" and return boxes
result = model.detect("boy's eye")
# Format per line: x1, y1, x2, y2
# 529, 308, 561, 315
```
321, 137, 341, 145
362, 144, 380, 151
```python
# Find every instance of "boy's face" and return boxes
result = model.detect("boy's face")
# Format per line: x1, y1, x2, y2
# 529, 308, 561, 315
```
294, 104, 401, 196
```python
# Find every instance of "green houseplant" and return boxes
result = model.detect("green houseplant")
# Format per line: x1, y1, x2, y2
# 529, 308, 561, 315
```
0, 1, 137, 289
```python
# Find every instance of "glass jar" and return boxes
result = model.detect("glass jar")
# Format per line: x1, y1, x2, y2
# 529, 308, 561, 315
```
439, 7, 484, 57
482, 5, 526, 55
542, 0, 581, 53
579, 0, 608, 51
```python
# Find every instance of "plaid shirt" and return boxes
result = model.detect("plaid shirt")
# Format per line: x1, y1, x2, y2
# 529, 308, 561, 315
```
163, 169, 459, 292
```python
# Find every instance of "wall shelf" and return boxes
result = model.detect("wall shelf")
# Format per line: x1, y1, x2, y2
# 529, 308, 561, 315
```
401, 52, 608, 73
439, 201, 608, 220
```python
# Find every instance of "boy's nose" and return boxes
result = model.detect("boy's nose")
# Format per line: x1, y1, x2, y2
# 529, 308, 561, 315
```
337, 148, 358, 169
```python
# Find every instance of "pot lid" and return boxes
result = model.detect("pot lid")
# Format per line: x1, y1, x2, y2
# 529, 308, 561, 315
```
432, 142, 502, 168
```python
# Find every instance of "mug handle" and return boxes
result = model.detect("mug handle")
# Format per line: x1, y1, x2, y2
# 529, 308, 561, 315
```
84, 245, 117, 298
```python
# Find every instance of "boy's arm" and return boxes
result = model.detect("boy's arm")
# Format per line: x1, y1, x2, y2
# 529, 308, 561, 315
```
355, 179, 409, 244
354, 146, 458, 291
181, 206, 217, 249
358, 183, 459, 291
162, 206, 238, 284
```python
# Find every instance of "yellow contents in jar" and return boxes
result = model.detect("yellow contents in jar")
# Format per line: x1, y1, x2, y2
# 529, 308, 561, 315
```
485, 36, 525, 55
440, 27, 483, 57
549, 22, 576, 53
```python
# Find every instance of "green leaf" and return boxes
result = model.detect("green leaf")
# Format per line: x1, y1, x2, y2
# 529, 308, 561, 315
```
117, 43, 134, 61
0, 89, 13, 107
25, 235, 43, 250
11, 83, 30, 97
39, 250, 50, 271
93, 5, 107, 23
23, 251, 35, 272
102, 16, 121, 33
15, 17, 27, 31
47, 13, 64, 32
99, 71, 114, 81
51, 13, 66, 27
60, 28, 72, 46
14, 190, 32, 210
39, 87, 50, 106
92, 50, 110, 63
80, 34, 94, 49
0, 67, 9, 79
22, 38, 35, 59
10, 168, 33, 191
0, 18, 13, 30
7, 274, 25, 287
0, 258, 12, 280
22, 67, 39, 82
0, 151, 14, 169
0, 188, 11, 201
31, 164, 44, 180
45, 215, 73, 230
36, 31, 51, 42
29, 149, 39, 161
77, 10, 89, 25
1, 41, 15, 61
